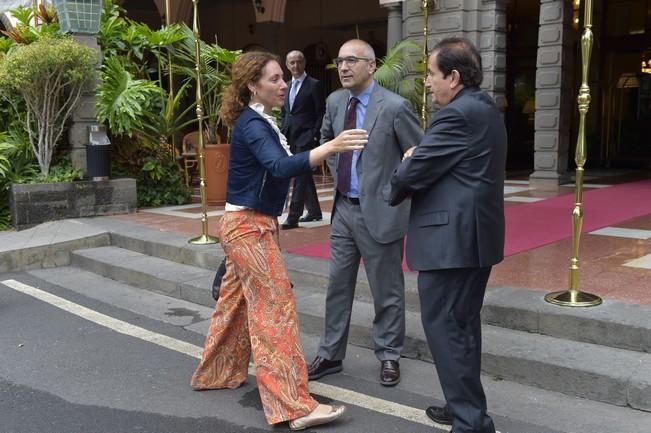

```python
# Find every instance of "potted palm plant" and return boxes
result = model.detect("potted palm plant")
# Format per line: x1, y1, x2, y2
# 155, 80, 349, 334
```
167, 24, 239, 204
374, 39, 424, 116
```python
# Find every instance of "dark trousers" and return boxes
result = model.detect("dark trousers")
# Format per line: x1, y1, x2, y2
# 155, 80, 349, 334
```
287, 170, 321, 222
418, 267, 495, 433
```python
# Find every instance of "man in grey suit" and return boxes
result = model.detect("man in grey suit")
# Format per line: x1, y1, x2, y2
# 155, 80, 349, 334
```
390, 38, 505, 433
307, 39, 423, 386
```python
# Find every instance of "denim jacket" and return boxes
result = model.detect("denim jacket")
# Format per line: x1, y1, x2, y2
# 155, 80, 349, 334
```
226, 107, 312, 216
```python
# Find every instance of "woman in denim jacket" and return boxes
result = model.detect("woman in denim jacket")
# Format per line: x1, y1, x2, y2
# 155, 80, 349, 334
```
191, 51, 366, 431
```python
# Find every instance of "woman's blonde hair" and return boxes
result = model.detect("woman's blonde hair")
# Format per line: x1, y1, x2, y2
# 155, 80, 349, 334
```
220, 51, 281, 127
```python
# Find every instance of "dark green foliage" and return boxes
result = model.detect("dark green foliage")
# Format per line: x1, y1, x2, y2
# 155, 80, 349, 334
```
112, 159, 190, 208
374, 40, 424, 115
0, 126, 38, 230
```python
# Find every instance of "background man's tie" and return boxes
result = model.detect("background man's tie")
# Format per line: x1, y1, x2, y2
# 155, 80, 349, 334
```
337, 97, 359, 196
289, 80, 299, 110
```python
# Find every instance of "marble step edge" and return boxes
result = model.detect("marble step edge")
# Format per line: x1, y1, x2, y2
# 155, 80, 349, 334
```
83, 235, 651, 355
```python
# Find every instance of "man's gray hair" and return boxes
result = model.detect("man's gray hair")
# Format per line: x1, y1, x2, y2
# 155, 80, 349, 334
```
286, 50, 305, 61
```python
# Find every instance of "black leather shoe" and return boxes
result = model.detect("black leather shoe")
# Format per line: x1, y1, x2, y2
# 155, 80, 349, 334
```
281, 220, 299, 230
299, 214, 322, 223
380, 360, 400, 386
307, 356, 343, 380
425, 405, 453, 425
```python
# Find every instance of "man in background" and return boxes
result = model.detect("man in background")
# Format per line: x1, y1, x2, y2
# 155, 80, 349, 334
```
280, 50, 325, 229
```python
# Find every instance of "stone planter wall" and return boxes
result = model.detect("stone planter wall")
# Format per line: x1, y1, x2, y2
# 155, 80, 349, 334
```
10, 178, 137, 230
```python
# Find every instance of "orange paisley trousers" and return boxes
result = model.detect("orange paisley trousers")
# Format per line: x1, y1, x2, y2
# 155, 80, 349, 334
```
191, 209, 318, 425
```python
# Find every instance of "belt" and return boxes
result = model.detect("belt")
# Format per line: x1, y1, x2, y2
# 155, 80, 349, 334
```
339, 194, 360, 205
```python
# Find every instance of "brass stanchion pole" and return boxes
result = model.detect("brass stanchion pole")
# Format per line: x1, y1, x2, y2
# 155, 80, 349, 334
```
545, 0, 601, 307
420, 0, 429, 130
189, 0, 218, 245
165, 0, 177, 162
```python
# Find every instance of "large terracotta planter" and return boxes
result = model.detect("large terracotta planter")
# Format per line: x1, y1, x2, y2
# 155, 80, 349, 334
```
204, 143, 230, 206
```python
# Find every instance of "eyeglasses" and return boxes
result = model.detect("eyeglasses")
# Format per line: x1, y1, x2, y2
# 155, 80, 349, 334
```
332, 56, 373, 68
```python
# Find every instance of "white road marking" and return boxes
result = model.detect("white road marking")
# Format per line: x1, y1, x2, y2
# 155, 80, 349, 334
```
2, 279, 203, 358
2, 278, 472, 432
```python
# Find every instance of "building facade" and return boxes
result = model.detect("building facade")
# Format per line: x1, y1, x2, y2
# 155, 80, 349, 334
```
2, 0, 649, 181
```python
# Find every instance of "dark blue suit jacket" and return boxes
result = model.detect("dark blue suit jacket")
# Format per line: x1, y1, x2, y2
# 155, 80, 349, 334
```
281, 75, 325, 152
227, 107, 311, 216
389, 87, 507, 271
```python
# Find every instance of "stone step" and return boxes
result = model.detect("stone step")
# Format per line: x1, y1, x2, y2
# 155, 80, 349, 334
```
68, 245, 651, 412
108, 230, 651, 355
483, 286, 651, 354
70, 246, 214, 305
292, 284, 651, 412
108, 228, 424, 312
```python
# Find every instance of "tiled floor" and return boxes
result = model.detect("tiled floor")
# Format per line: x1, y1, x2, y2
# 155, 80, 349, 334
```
109, 171, 651, 305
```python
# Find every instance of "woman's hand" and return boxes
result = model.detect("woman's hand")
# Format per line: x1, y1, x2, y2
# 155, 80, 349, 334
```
330, 129, 368, 153
402, 146, 416, 161
308, 129, 368, 167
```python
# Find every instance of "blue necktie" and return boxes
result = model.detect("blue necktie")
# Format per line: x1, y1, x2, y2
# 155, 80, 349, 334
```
337, 97, 359, 196
289, 80, 299, 110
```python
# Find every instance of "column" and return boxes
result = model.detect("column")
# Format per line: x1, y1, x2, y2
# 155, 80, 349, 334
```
478, 0, 508, 111
380, 1, 404, 50
68, 34, 102, 175
530, 0, 574, 184
402, 0, 507, 111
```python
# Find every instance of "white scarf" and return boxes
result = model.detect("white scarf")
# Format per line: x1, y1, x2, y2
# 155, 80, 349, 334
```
249, 103, 291, 155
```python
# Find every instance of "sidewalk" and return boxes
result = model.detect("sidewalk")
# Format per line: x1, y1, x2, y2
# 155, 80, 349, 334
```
108, 170, 651, 305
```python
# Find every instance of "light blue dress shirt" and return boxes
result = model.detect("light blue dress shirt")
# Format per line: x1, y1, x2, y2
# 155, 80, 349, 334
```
347, 81, 375, 198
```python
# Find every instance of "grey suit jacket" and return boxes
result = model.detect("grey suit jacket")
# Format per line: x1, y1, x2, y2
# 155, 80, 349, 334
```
321, 83, 423, 244
389, 87, 507, 271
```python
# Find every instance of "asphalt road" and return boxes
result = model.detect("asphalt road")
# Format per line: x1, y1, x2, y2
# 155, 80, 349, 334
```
0, 272, 440, 433
0, 270, 590, 433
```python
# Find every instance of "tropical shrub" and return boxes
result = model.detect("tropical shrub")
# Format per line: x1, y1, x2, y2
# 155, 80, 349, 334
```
96, 56, 165, 137
168, 24, 240, 144
0, 36, 95, 176
0, 5, 59, 45
0, 127, 39, 230
94, 3, 193, 206
111, 156, 190, 208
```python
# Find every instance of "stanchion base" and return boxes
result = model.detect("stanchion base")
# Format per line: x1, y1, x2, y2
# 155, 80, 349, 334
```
544, 290, 603, 307
188, 234, 219, 245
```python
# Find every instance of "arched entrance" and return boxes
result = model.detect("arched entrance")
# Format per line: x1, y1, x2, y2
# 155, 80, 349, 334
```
505, 0, 540, 173
596, 0, 651, 169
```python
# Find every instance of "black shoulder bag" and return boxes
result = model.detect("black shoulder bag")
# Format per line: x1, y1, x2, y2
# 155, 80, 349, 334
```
211, 258, 227, 301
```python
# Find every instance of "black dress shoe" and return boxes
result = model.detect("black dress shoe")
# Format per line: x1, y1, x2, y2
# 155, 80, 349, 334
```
299, 214, 323, 223
281, 220, 299, 230
425, 405, 453, 425
380, 360, 400, 386
307, 356, 343, 380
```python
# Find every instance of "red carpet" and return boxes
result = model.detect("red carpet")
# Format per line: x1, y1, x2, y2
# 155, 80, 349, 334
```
287, 180, 651, 265
503, 179, 651, 255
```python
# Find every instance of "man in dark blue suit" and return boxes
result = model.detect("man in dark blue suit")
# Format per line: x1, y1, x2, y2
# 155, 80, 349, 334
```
390, 38, 506, 433
280, 50, 325, 229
